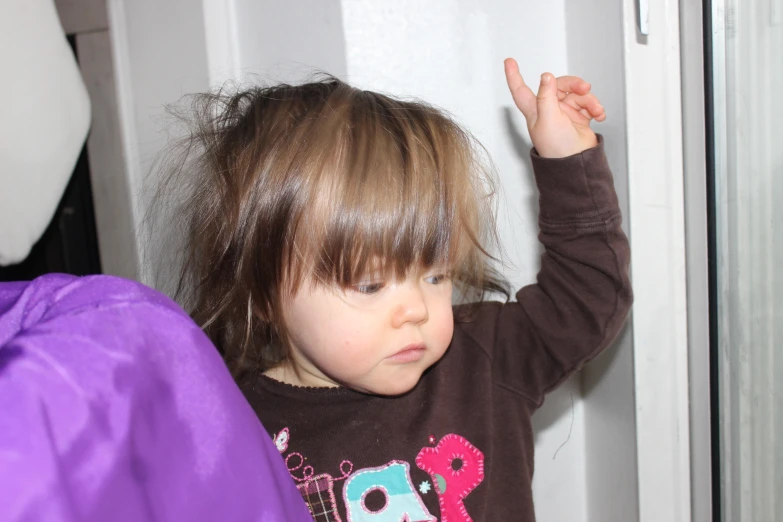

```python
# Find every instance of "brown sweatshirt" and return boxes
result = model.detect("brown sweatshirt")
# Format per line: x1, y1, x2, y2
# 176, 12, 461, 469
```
240, 137, 633, 522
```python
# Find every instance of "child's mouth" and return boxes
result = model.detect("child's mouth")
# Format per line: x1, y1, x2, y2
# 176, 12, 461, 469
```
387, 343, 427, 363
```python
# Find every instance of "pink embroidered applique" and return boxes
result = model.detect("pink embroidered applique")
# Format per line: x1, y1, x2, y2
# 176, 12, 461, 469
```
415, 434, 485, 522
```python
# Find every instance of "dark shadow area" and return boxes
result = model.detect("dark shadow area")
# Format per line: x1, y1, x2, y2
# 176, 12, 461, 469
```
0, 345, 24, 376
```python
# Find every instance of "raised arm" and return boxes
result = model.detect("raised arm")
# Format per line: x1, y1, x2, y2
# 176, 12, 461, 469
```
455, 60, 631, 407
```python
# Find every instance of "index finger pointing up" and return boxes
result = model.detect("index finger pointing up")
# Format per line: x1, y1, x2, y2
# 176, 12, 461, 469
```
504, 58, 537, 122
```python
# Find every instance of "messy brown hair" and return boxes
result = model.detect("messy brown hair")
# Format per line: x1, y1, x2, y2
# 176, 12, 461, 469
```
159, 76, 508, 376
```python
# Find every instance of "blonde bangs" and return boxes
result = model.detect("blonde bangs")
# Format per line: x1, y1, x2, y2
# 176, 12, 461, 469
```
281, 88, 498, 294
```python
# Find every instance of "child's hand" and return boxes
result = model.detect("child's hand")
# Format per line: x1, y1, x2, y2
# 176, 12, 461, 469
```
504, 58, 605, 158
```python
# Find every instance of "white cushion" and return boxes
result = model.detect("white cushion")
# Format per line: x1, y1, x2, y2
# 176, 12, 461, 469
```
0, 0, 91, 265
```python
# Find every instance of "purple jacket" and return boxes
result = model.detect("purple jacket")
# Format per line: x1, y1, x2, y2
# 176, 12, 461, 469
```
0, 274, 310, 521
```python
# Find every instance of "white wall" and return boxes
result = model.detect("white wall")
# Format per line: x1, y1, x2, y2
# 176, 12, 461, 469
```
108, 0, 212, 284
224, 0, 347, 84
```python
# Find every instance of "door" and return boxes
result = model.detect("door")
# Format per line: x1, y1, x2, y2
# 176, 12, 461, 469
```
708, 0, 783, 521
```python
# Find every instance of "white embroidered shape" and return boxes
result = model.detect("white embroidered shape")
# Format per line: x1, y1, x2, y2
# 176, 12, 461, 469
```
419, 481, 432, 495
273, 428, 290, 453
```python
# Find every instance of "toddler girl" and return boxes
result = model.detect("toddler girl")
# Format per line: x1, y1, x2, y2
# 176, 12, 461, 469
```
168, 58, 632, 521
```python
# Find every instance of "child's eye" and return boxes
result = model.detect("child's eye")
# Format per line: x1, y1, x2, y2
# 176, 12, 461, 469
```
353, 282, 385, 295
424, 274, 449, 285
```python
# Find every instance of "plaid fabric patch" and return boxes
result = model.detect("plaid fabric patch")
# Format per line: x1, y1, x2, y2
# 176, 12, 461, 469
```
297, 474, 342, 522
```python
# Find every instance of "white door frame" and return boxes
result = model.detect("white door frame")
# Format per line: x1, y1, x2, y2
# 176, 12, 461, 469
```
621, 0, 695, 520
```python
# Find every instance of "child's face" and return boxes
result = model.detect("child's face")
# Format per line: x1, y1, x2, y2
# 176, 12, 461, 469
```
280, 268, 455, 395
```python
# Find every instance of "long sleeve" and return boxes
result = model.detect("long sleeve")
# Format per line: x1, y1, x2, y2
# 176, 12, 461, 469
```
455, 135, 633, 407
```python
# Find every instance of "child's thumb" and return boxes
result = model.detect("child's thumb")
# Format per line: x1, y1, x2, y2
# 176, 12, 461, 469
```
536, 73, 559, 120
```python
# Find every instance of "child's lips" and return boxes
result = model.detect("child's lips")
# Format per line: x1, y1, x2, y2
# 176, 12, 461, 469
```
387, 343, 427, 363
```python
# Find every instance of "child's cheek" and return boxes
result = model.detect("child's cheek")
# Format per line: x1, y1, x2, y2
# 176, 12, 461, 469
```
431, 306, 455, 351
334, 322, 380, 363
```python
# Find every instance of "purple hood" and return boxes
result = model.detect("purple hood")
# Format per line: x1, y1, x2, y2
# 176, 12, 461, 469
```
0, 274, 310, 521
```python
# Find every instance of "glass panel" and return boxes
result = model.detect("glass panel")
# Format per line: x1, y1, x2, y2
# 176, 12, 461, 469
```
711, 0, 783, 520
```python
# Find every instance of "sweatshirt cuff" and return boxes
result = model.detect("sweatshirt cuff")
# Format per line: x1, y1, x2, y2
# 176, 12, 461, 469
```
530, 134, 620, 223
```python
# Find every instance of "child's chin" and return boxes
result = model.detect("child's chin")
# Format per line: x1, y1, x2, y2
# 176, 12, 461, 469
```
366, 371, 424, 397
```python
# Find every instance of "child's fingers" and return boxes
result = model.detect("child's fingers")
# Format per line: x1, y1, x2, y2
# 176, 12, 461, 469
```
560, 103, 605, 123
576, 107, 592, 120
561, 93, 605, 120
559, 103, 591, 126
555, 76, 591, 98
535, 73, 561, 121
504, 58, 537, 121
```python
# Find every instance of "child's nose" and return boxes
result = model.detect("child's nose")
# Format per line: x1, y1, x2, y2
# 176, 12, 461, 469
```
391, 282, 429, 328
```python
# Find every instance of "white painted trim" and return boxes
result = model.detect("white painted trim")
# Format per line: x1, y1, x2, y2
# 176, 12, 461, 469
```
622, 0, 693, 519
710, 3, 734, 518
54, 0, 108, 34
679, 0, 713, 520
105, 0, 146, 280
77, 30, 140, 280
